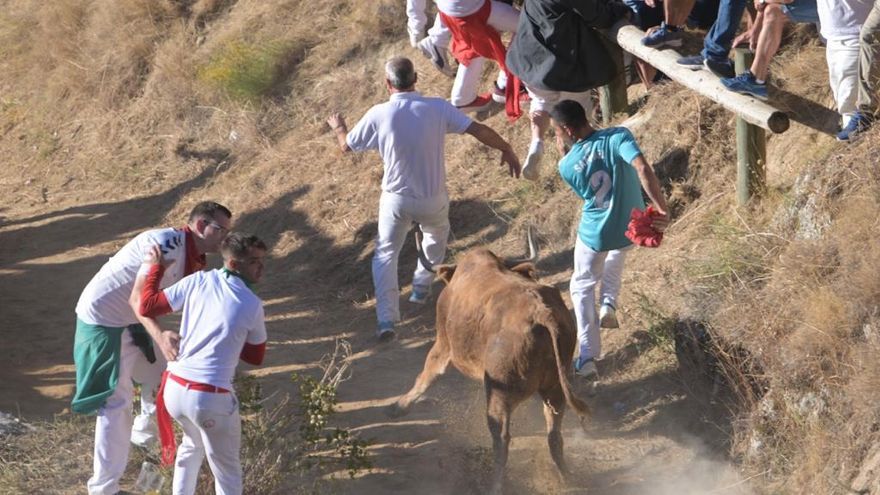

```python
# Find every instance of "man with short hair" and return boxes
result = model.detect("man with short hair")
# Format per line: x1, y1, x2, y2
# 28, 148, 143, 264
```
551, 100, 668, 379
326, 56, 520, 341
138, 232, 268, 495
72, 201, 232, 495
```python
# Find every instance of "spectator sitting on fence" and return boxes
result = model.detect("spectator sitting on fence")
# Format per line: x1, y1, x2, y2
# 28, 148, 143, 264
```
506, 0, 631, 181
675, 0, 751, 78
639, 0, 722, 47
626, 0, 720, 88
719, 0, 820, 101
406, 0, 456, 77
815, 0, 873, 140
838, 0, 879, 141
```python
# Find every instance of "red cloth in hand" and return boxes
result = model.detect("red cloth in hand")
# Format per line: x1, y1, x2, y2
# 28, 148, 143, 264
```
625, 206, 664, 248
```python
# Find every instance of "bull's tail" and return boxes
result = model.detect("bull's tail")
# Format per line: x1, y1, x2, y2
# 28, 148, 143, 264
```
541, 315, 591, 422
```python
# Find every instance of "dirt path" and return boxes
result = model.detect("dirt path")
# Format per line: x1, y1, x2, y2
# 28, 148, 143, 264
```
0, 195, 753, 494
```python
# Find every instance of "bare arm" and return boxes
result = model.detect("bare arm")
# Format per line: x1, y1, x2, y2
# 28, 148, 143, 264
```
631, 155, 670, 231
326, 113, 351, 152
464, 122, 521, 178
129, 246, 180, 361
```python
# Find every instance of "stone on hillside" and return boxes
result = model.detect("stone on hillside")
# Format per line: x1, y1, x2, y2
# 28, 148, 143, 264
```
0, 411, 34, 436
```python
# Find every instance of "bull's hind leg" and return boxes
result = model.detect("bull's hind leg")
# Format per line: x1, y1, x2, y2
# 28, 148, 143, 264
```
386, 338, 451, 417
541, 386, 569, 479
485, 385, 512, 495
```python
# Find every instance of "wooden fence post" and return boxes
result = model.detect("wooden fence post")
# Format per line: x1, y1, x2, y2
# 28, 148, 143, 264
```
734, 48, 766, 205
600, 41, 628, 125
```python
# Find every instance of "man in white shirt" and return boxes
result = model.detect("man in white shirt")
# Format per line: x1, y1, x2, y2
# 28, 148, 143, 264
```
71, 201, 232, 495
138, 232, 268, 495
326, 56, 520, 340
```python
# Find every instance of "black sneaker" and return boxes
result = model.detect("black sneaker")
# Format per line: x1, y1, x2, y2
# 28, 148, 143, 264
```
703, 57, 735, 79
676, 54, 704, 70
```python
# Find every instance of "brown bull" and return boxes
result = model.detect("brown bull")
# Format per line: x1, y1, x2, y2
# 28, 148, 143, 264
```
387, 231, 590, 494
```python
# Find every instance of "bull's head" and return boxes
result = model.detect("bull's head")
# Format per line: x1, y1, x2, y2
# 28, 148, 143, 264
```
414, 226, 538, 284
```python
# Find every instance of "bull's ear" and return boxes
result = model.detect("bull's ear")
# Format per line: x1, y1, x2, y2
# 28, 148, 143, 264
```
436, 264, 457, 284
509, 262, 536, 280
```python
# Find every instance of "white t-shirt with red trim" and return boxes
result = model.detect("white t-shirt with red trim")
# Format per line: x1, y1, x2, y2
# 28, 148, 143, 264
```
76, 228, 190, 328
164, 270, 267, 391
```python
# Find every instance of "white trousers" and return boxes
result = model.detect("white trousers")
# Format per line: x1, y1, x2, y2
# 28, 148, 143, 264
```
373, 191, 450, 326
131, 346, 166, 444
526, 86, 594, 116
569, 238, 631, 361
449, 1, 520, 106
407, 0, 452, 47
164, 378, 242, 495
88, 331, 164, 494
826, 36, 861, 126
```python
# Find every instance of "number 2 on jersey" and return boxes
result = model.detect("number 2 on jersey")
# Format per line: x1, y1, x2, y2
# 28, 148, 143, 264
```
589, 170, 612, 209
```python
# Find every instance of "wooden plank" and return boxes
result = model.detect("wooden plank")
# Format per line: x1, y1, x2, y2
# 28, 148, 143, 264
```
608, 23, 789, 134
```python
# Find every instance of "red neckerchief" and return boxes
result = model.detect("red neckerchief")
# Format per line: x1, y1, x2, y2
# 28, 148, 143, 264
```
182, 226, 207, 275
439, 0, 522, 121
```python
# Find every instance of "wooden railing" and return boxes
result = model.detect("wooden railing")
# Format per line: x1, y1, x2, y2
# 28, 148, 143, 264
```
601, 23, 790, 204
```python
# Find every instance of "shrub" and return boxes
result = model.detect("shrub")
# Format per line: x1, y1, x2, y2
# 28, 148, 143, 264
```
198, 40, 288, 103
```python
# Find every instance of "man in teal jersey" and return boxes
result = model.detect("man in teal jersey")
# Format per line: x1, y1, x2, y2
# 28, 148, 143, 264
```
551, 100, 669, 379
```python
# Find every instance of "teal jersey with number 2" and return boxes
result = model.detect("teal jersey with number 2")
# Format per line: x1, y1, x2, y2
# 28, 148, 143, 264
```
558, 127, 645, 252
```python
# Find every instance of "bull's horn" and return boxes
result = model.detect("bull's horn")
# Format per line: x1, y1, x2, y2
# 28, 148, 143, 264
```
414, 228, 435, 273
503, 225, 538, 268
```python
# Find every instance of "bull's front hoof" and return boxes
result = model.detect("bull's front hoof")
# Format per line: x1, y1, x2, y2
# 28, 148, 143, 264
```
385, 402, 410, 418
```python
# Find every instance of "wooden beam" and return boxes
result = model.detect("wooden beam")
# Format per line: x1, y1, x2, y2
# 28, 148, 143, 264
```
600, 39, 629, 125
608, 23, 790, 134
734, 48, 766, 203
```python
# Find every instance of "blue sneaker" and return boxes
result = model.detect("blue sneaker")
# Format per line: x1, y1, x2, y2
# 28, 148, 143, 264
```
703, 57, 735, 79
837, 112, 873, 141
676, 54, 704, 70
641, 22, 684, 48
408, 285, 431, 304
721, 71, 768, 101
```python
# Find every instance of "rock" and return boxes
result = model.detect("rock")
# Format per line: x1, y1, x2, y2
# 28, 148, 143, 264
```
0, 411, 34, 436
852, 442, 880, 494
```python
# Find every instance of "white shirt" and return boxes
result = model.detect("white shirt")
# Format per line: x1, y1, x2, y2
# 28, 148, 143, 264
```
817, 0, 873, 40
346, 91, 472, 199
76, 228, 190, 328
164, 270, 267, 390
436, 0, 484, 17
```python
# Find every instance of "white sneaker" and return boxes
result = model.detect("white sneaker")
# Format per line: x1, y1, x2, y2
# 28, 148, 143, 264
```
599, 304, 619, 329
522, 141, 544, 181
409, 32, 421, 48
409, 285, 430, 304
417, 37, 455, 78
574, 358, 598, 380
130, 414, 158, 448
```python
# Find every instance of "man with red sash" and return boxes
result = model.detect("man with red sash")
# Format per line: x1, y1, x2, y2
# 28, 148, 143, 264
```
138, 232, 268, 495
436, 0, 524, 118
72, 201, 232, 495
